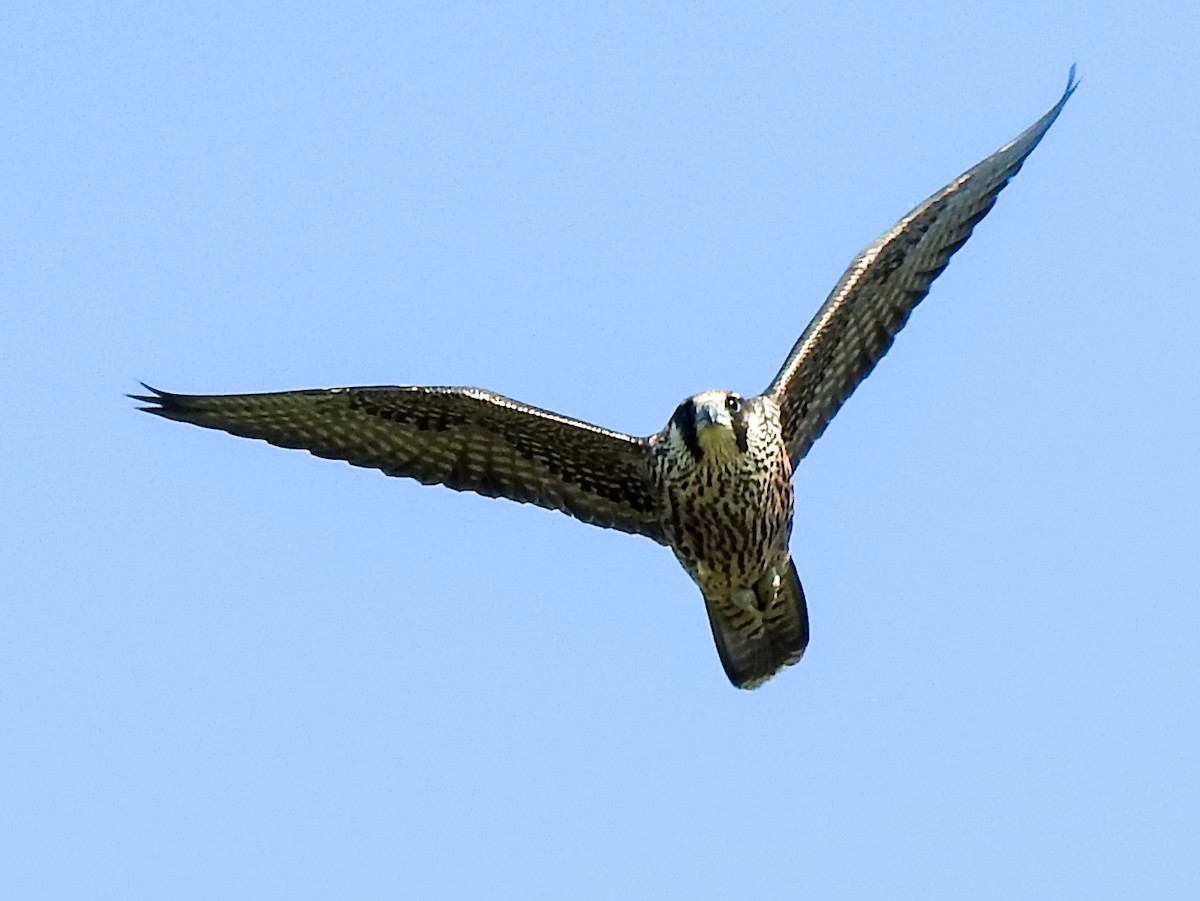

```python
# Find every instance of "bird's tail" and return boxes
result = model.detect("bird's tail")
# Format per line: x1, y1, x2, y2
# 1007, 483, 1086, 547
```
705, 558, 810, 689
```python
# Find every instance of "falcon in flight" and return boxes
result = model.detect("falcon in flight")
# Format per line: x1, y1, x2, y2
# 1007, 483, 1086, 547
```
136, 71, 1076, 689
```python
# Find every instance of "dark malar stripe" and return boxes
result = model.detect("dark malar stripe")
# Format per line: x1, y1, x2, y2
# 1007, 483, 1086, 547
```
672, 399, 703, 461
731, 401, 750, 453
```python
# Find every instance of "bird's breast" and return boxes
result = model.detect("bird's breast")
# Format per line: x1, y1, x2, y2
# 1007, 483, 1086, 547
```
660, 456, 793, 590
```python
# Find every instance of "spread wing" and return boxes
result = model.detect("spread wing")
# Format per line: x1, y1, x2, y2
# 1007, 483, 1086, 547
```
768, 67, 1077, 469
134, 384, 667, 543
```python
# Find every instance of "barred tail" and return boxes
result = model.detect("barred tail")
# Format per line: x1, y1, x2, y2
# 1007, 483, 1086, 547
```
705, 559, 810, 689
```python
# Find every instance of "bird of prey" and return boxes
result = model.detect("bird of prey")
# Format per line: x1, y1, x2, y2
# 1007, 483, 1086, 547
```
135, 70, 1076, 689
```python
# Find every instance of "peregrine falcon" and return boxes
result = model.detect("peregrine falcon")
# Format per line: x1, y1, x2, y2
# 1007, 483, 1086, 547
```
135, 71, 1076, 689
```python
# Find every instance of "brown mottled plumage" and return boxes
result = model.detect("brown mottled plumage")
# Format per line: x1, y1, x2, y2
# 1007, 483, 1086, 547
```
651, 391, 803, 687
134, 71, 1076, 689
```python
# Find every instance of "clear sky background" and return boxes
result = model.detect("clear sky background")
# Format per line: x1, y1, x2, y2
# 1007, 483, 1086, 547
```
4, 3, 1198, 898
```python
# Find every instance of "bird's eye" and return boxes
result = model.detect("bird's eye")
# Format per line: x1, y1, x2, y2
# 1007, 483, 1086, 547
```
725, 395, 741, 413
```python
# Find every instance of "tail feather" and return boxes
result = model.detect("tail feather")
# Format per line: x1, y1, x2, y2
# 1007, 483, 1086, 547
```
705, 559, 810, 689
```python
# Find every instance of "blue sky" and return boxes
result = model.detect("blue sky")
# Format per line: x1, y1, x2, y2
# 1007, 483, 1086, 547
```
4, 2, 1198, 898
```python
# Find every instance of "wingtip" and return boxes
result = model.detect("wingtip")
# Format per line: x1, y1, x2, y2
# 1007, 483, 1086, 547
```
1065, 63, 1080, 98
129, 382, 178, 412
128, 381, 159, 402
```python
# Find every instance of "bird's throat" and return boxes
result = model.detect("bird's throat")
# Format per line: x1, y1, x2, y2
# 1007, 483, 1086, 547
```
696, 424, 740, 463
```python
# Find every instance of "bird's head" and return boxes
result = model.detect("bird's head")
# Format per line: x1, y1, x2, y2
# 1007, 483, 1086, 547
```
668, 390, 750, 464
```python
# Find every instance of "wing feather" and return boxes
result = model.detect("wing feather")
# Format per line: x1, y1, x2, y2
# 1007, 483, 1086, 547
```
134, 384, 666, 543
768, 68, 1077, 469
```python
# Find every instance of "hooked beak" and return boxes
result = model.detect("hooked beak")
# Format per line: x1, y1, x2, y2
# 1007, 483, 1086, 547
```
695, 398, 728, 431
